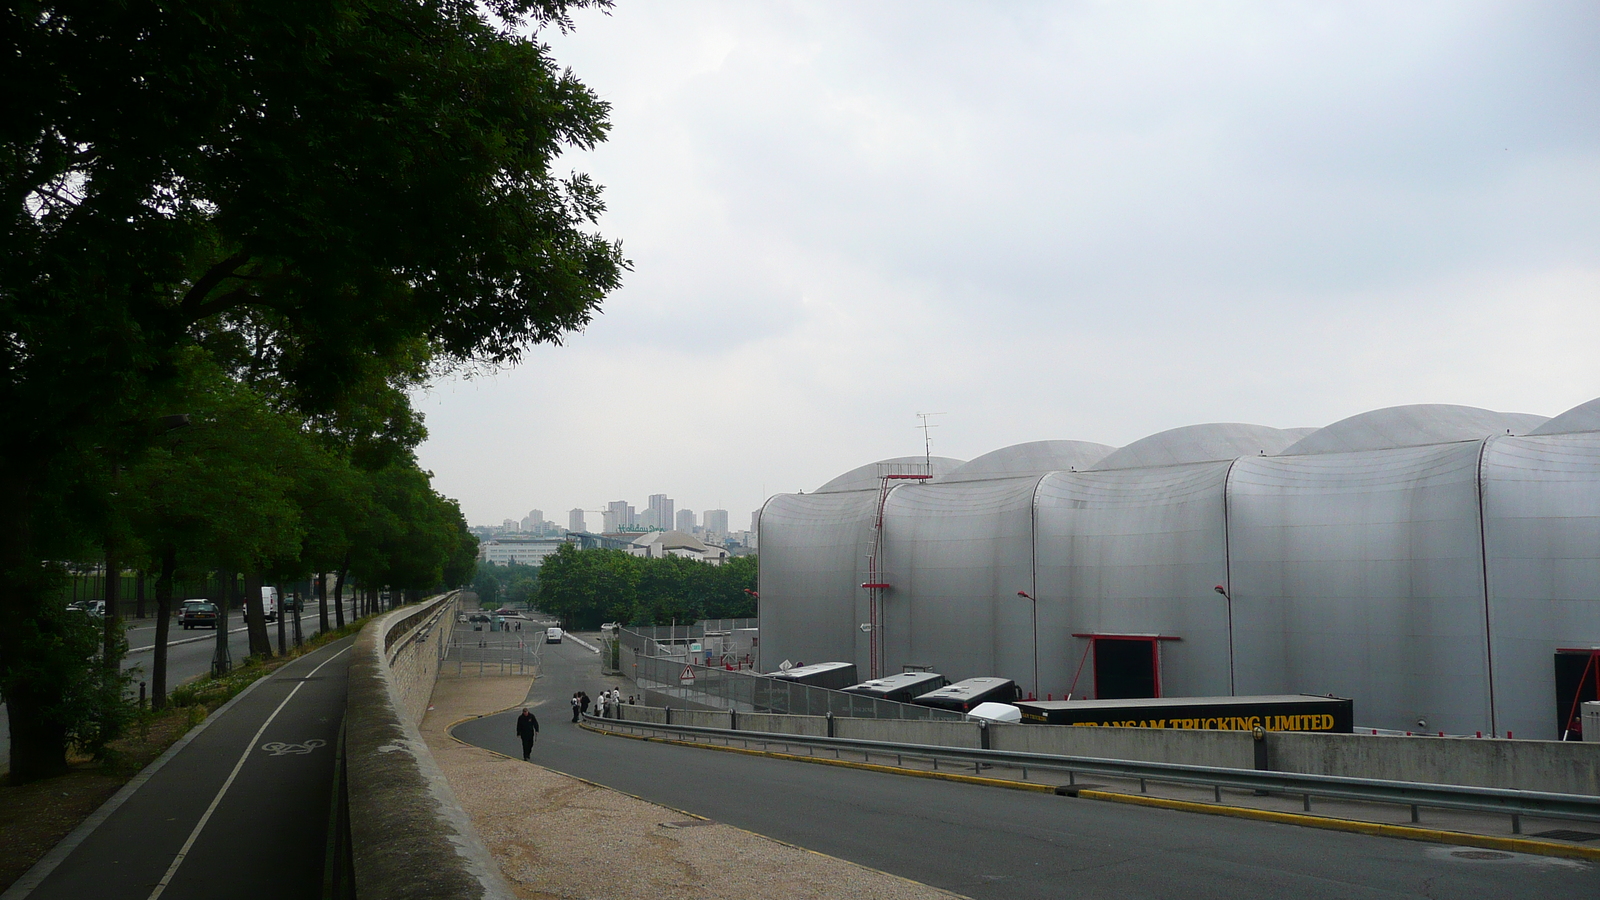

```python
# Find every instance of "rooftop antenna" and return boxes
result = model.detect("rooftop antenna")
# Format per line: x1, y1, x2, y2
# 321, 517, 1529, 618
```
915, 412, 945, 475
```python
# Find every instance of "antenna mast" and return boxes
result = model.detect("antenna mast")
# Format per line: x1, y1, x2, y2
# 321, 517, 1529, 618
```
915, 412, 945, 476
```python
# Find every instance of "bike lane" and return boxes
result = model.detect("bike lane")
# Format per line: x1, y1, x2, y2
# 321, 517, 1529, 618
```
8, 638, 352, 900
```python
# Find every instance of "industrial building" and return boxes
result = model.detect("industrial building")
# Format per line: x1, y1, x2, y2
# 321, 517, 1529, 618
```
756, 400, 1600, 740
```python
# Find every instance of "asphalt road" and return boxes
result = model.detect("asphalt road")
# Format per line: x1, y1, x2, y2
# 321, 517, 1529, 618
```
0, 602, 356, 777
455, 637, 1598, 900
9, 637, 353, 900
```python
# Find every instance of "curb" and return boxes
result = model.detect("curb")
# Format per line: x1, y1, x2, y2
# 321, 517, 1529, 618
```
582, 723, 1600, 863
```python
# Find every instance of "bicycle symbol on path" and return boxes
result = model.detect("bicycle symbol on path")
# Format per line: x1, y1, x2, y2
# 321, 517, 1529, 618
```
259, 739, 327, 756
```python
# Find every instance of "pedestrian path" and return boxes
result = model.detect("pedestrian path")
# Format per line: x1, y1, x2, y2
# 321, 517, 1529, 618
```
3, 639, 353, 900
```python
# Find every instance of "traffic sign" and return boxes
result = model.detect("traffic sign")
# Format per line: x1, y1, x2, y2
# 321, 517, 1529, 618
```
680, 664, 695, 684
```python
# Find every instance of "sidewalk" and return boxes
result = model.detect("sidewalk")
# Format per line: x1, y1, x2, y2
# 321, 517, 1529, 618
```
420, 671, 963, 900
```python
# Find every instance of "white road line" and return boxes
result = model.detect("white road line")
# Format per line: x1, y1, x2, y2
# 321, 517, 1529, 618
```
128, 626, 249, 654
144, 645, 351, 900
564, 634, 601, 653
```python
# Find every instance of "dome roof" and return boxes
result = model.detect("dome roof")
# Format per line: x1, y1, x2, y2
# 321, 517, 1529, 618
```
1529, 397, 1600, 436
1090, 423, 1302, 471
940, 440, 1117, 482
1280, 404, 1549, 455
814, 456, 967, 493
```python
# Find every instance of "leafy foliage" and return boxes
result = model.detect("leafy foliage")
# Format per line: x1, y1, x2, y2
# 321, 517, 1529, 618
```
1, 0, 618, 781
536, 546, 757, 629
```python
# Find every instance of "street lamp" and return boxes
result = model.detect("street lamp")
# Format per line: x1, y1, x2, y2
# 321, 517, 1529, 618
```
1213, 585, 1236, 695
1016, 590, 1039, 701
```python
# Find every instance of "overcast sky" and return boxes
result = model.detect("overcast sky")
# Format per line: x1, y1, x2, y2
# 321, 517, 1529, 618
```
413, 0, 1600, 528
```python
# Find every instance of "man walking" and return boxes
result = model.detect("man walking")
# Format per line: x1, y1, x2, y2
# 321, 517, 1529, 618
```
516, 707, 540, 761
571, 691, 582, 723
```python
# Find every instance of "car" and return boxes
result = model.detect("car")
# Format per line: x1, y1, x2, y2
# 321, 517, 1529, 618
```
545, 627, 563, 644
468, 613, 490, 623
179, 599, 219, 630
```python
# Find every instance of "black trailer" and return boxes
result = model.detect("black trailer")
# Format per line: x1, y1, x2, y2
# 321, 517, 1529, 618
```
1013, 694, 1353, 733
843, 671, 948, 703
913, 677, 1021, 713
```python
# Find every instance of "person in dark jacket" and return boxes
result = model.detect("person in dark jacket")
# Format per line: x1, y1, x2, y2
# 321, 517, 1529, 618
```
515, 708, 540, 760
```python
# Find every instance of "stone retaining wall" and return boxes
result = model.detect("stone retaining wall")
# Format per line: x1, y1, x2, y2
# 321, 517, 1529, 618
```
346, 594, 516, 900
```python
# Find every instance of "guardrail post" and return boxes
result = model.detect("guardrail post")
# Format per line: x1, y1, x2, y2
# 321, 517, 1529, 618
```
979, 720, 990, 751
665, 707, 672, 726
826, 711, 835, 738
729, 708, 738, 731
1252, 724, 1269, 796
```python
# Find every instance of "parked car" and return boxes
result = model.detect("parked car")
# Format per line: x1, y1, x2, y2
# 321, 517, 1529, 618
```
179, 599, 219, 629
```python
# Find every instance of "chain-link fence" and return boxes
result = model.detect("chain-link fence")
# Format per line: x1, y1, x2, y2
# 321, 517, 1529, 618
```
446, 624, 539, 676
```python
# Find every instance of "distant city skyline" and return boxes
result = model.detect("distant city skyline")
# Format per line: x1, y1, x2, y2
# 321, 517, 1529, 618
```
478, 493, 746, 536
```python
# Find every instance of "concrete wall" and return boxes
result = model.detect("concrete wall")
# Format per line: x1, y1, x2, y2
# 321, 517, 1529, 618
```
347, 594, 515, 900
618, 705, 668, 725
987, 724, 1256, 768
739, 713, 829, 737
386, 596, 457, 725
676, 709, 733, 729
1267, 731, 1600, 795
833, 718, 982, 749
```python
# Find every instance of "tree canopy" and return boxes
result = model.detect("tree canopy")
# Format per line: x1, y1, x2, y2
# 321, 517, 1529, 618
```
1, 0, 622, 782
535, 546, 757, 630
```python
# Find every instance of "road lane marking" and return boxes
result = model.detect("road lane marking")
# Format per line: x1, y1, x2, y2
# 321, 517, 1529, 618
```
145, 645, 351, 900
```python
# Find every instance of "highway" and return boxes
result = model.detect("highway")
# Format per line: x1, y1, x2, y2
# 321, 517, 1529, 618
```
455, 636, 1599, 900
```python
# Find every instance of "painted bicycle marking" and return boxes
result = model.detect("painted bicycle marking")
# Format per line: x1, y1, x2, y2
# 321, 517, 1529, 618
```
259, 739, 327, 756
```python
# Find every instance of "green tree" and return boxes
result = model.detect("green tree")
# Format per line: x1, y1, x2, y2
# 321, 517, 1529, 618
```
2, 0, 624, 781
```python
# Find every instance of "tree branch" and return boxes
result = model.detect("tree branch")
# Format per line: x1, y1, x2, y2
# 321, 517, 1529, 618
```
180, 250, 253, 315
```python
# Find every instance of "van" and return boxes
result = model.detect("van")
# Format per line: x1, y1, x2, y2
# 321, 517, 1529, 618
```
259, 587, 279, 622
545, 627, 563, 644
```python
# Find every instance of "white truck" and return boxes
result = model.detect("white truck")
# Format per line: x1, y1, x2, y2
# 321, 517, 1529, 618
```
257, 586, 279, 622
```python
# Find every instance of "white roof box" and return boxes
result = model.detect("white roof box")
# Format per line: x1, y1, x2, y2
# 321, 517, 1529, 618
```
967, 702, 1022, 723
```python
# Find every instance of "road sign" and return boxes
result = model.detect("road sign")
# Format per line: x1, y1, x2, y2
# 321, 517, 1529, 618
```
680, 664, 695, 684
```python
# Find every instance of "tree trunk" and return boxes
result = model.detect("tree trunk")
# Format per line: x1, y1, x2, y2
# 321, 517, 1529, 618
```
151, 547, 176, 710
275, 582, 287, 656
243, 571, 271, 658
317, 572, 329, 634
0, 462, 71, 783
333, 553, 349, 629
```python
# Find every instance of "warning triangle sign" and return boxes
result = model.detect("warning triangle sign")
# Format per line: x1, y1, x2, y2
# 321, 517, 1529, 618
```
680, 664, 695, 682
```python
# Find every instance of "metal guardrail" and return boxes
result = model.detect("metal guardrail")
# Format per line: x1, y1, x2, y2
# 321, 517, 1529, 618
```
586, 716, 1600, 829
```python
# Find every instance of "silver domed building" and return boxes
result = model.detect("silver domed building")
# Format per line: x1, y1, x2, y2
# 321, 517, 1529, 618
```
757, 400, 1600, 739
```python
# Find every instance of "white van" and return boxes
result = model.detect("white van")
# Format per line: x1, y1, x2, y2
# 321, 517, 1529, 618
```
260, 587, 279, 622
545, 627, 564, 644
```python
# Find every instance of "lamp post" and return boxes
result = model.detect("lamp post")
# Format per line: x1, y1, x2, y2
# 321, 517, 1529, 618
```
1016, 590, 1039, 701
1213, 585, 1236, 695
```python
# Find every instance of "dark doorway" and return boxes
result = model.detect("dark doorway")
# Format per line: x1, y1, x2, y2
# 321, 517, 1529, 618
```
1554, 650, 1600, 740
1094, 638, 1157, 700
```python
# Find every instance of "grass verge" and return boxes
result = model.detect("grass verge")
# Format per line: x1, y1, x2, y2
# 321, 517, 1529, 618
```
0, 612, 379, 892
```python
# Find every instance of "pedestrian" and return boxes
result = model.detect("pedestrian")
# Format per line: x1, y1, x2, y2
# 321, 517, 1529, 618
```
628, 695, 636, 705
571, 692, 582, 723
595, 691, 607, 719
580, 691, 591, 715
515, 707, 540, 761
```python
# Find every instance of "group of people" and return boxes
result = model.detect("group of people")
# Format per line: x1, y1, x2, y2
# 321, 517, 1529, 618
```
570, 687, 637, 721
